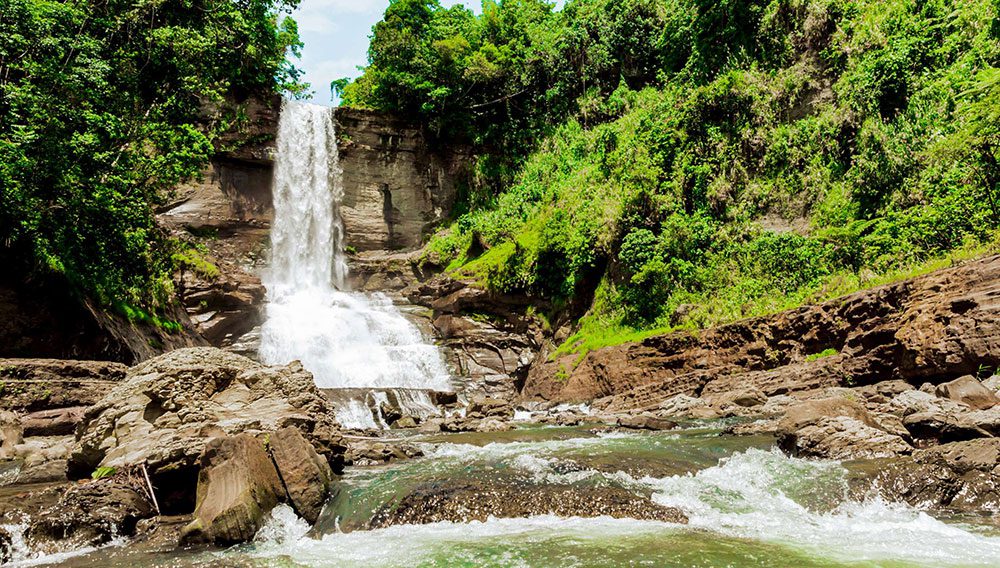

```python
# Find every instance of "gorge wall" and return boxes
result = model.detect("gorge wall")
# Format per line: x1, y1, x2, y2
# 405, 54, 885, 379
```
0, 100, 470, 363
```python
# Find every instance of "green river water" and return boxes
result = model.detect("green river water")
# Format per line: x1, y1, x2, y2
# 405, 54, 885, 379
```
12, 422, 1000, 567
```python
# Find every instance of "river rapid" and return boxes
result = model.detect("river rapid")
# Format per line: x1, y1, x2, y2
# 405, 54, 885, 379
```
33, 420, 1000, 568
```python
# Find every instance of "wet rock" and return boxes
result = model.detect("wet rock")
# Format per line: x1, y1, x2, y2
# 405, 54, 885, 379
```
617, 414, 679, 431
268, 427, 334, 524
935, 375, 999, 410
345, 439, 423, 466
0, 525, 10, 564
875, 438, 1000, 511
780, 416, 911, 459
181, 433, 284, 545
366, 481, 687, 529
21, 406, 86, 437
468, 397, 514, 420
392, 416, 418, 429
69, 348, 346, 512
902, 411, 991, 443
28, 480, 155, 550
0, 411, 22, 460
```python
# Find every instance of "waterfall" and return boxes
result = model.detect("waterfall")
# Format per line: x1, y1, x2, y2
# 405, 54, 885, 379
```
259, 101, 451, 418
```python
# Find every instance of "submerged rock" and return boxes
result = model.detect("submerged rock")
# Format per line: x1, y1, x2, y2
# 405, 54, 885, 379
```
366, 481, 687, 529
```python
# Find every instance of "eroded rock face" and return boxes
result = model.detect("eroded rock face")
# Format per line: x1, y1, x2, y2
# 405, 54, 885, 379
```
68, 347, 346, 512
268, 427, 334, 524
365, 481, 687, 529
334, 108, 470, 252
181, 433, 284, 545
524, 255, 1000, 411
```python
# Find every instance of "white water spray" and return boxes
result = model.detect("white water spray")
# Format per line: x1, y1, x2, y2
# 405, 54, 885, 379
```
259, 101, 450, 407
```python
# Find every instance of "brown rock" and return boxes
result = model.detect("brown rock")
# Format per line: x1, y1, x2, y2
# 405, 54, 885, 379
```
935, 375, 999, 410
28, 480, 155, 550
21, 406, 86, 437
875, 438, 1000, 511
617, 414, 679, 431
268, 427, 334, 524
69, 348, 346, 513
181, 433, 284, 545
778, 397, 879, 433
365, 481, 687, 530
468, 397, 514, 419
780, 416, 912, 459
0, 411, 21, 460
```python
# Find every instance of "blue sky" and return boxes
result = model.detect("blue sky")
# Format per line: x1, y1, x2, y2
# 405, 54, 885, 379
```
291, 0, 482, 105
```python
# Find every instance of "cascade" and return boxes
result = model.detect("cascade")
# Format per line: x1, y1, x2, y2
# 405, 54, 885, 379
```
259, 100, 451, 428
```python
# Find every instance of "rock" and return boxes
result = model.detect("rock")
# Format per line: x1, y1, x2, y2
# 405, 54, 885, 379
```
889, 389, 967, 417
476, 418, 513, 432
617, 414, 678, 431
875, 438, 1000, 511
345, 439, 424, 466
0, 411, 22, 460
657, 395, 709, 418
778, 397, 880, 433
903, 411, 991, 443
68, 348, 346, 514
522, 256, 1000, 412
21, 406, 86, 437
392, 416, 418, 429
364, 481, 687, 529
10, 435, 74, 484
468, 397, 514, 420
780, 416, 912, 459
935, 375, 999, 410
0, 525, 10, 564
28, 480, 155, 550
268, 427, 334, 524
727, 388, 768, 408
181, 433, 285, 545
983, 375, 1000, 392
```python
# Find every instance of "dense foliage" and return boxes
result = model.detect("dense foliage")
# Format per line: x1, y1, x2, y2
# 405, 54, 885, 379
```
344, 0, 1000, 355
1, 0, 303, 312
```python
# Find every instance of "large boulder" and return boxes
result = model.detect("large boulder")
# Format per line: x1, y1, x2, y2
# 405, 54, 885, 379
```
268, 427, 334, 523
68, 348, 346, 513
935, 375, 1000, 410
181, 433, 284, 545
777, 397, 912, 459
780, 416, 912, 459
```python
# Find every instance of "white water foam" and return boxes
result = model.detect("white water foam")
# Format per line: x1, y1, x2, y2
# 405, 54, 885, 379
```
258, 100, 450, 427
646, 447, 1000, 566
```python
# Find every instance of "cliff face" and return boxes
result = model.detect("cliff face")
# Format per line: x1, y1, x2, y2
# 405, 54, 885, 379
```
334, 108, 470, 251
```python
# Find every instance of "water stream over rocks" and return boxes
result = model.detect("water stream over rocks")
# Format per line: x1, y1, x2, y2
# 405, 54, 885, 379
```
33, 422, 1000, 567
258, 101, 451, 429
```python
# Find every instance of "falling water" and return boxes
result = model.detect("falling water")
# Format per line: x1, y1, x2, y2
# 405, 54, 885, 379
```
259, 101, 451, 420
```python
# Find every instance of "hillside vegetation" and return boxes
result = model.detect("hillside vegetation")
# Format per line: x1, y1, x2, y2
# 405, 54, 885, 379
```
343, 0, 1000, 354
0, 0, 304, 316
